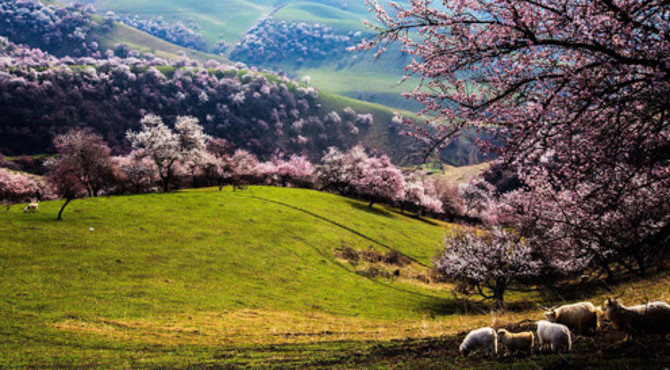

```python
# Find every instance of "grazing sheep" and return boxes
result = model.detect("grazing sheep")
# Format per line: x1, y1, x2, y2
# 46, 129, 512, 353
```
536, 320, 572, 353
497, 329, 534, 355
23, 202, 39, 213
604, 298, 670, 341
544, 301, 601, 335
459, 327, 498, 356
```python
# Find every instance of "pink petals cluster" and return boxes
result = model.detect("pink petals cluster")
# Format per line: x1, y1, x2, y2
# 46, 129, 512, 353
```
0, 168, 41, 208
435, 226, 542, 307
317, 146, 443, 212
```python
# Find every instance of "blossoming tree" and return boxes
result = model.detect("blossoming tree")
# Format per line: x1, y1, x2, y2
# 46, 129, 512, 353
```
435, 227, 542, 308
362, 0, 670, 277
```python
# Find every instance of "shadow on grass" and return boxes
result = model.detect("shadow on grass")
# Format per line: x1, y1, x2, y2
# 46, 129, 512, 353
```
402, 212, 440, 226
237, 192, 430, 268
347, 201, 394, 218
200, 324, 670, 369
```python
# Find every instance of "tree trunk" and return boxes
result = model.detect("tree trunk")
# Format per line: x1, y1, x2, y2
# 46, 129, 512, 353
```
368, 200, 375, 208
57, 198, 72, 221
162, 176, 169, 192
493, 279, 506, 310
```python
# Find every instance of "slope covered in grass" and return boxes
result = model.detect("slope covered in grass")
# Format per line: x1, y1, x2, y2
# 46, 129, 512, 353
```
1, 187, 669, 367
83, 0, 420, 111
0, 186, 457, 365
92, 0, 274, 44
95, 21, 229, 64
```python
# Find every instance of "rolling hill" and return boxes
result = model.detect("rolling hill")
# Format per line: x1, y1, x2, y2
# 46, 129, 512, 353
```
94, 19, 230, 64
0, 186, 456, 366
1, 186, 668, 367
78, 0, 420, 111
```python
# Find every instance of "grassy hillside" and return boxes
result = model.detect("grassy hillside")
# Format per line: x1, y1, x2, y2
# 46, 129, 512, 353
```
273, 2, 368, 31
92, 0, 275, 44
95, 21, 230, 64
1, 187, 668, 367
84, 0, 419, 111
0, 186, 453, 366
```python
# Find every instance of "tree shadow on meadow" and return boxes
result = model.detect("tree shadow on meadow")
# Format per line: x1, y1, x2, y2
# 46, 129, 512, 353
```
346, 200, 395, 219
346, 200, 441, 226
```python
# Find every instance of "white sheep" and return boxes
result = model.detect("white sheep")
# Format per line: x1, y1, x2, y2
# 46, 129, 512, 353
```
497, 329, 534, 355
604, 298, 670, 341
543, 301, 602, 335
536, 320, 572, 353
23, 202, 39, 213
459, 327, 498, 356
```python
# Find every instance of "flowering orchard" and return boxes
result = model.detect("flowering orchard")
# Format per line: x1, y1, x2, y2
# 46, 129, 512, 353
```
362, 0, 670, 280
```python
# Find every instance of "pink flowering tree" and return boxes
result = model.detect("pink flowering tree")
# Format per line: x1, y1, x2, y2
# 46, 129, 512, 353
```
229, 149, 260, 190
352, 154, 405, 208
47, 160, 87, 220
435, 227, 543, 308
363, 0, 670, 277
128, 115, 212, 192
401, 172, 443, 215
272, 154, 314, 187
458, 179, 496, 222
501, 168, 670, 280
0, 168, 41, 210
127, 115, 182, 192
114, 151, 158, 193
431, 177, 465, 218
317, 146, 368, 195
176, 115, 211, 187
204, 138, 234, 191
53, 128, 117, 197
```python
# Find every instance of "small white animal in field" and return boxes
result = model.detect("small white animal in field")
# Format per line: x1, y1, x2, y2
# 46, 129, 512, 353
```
497, 329, 534, 355
459, 327, 497, 356
89, 227, 95, 232
536, 320, 572, 353
23, 202, 39, 213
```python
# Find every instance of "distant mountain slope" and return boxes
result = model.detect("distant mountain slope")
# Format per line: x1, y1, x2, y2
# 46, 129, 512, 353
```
91, 0, 275, 44
82, 0, 420, 111
95, 19, 230, 64
0, 0, 486, 165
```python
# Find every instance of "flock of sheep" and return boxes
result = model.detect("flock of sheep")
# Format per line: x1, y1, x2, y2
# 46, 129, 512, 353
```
459, 298, 670, 357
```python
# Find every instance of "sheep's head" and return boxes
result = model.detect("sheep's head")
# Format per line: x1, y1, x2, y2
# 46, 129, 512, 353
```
496, 329, 508, 338
544, 309, 557, 322
459, 343, 469, 356
604, 298, 623, 315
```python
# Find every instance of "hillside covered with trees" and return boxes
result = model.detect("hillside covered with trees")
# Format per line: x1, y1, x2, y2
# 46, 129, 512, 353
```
1, 0, 669, 368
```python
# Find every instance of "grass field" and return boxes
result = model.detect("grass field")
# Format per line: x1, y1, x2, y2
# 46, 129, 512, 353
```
1, 186, 668, 367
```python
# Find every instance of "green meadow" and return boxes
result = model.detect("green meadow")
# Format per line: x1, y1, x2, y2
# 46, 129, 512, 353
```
1, 186, 668, 367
